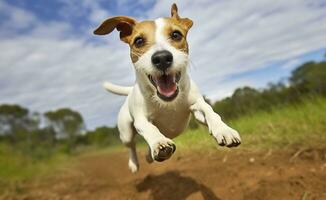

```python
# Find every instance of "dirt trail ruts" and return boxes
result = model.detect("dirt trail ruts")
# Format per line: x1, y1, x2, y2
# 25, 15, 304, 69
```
2, 148, 326, 200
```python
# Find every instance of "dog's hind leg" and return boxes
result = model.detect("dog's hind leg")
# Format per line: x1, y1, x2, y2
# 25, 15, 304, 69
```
145, 146, 154, 163
118, 102, 139, 173
127, 142, 138, 173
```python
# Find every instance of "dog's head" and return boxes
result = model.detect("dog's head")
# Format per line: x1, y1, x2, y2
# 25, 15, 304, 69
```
94, 3, 193, 102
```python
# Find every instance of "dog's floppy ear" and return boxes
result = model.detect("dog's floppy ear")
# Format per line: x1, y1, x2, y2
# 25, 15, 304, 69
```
93, 16, 137, 43
170, 3, 193, 30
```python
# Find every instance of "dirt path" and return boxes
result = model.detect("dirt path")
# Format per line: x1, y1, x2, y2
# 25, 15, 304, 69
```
2, 148, 326, 200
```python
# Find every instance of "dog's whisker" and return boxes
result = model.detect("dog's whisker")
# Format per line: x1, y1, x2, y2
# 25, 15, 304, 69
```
130, 52, 142, 57
132, 52, 142, 56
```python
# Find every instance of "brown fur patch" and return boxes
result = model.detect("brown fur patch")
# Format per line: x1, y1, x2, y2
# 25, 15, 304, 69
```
125, 21, 156, 63
162, 17, 192, 53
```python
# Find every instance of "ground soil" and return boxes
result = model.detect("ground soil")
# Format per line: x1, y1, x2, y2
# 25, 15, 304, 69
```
1, 147, 326, 200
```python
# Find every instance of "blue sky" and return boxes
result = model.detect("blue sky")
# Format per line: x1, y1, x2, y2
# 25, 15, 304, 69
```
0, 0, 325, 129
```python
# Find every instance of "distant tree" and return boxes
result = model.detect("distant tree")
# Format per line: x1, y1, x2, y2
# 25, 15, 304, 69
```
45, 108, 85, 151
212, 60, 326, 121
231, 87, 261, 116
0, 104, 27, 134
0, 104, 40, 144
261, 82, 287, 105
290, 61, 326, 95
213, 97, 233, 120
85, 126, 119, 146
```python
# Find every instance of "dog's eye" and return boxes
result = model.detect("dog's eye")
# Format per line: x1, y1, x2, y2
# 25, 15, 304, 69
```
134, 36, 145, 47
171, 30, 183, 41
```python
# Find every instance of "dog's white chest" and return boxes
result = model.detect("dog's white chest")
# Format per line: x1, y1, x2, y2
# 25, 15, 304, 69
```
148, 105, 190, 138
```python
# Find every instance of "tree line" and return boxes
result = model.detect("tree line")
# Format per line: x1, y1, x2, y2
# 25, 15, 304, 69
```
212, 59, 326, 121
0, 105, 120, 158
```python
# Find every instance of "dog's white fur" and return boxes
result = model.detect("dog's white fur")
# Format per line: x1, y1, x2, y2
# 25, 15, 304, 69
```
102, 17, 241, 173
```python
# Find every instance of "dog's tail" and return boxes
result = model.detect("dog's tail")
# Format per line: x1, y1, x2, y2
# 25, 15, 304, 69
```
103, 81, 132, 96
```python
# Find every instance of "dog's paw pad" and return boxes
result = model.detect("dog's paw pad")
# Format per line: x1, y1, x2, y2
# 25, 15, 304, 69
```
153, 142, 176, 162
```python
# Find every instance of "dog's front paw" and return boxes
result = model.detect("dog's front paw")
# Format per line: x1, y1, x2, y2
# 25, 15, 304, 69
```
212, 125, 241, 148
151, 139, 176, 162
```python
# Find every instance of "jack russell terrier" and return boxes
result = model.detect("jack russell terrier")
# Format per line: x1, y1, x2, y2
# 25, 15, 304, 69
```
94, 3, 241, 173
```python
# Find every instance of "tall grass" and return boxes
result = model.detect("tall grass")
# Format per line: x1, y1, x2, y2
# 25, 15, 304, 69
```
0, 143, 71, 187
175, 96, 326, 150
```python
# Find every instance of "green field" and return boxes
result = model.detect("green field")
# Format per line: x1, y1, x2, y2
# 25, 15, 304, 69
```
1, 97, 325, 186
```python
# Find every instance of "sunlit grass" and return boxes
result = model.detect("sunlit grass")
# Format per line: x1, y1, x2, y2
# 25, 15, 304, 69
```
0, 144, 72, 189
176, 96, 326, 150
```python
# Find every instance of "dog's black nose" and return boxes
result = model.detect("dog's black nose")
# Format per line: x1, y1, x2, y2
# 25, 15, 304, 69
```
151, 50, 173, 71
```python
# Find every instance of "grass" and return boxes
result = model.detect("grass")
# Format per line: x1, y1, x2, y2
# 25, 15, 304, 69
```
175, 96, 326, 150
0, 143, 73, 194
0, 144, 114, 182
0, 150, 64, 180
0, 96, 325, 189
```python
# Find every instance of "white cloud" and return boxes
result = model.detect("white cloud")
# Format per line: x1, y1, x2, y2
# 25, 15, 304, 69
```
58, 0, 111, 24
0, 33, 133, 127
0, 0, 326, 129
0, 1, 37, 34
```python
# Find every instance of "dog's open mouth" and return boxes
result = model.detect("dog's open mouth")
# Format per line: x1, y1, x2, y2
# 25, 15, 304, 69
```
148, 72, 181, 101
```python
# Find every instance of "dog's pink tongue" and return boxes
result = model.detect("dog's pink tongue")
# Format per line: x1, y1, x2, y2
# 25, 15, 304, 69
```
156, 74, 177, 97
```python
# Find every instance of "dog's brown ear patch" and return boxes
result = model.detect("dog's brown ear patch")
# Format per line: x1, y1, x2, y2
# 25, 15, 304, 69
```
93, 16, 137, 43
179, 18, 193, 30
170, 3, 193, 30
